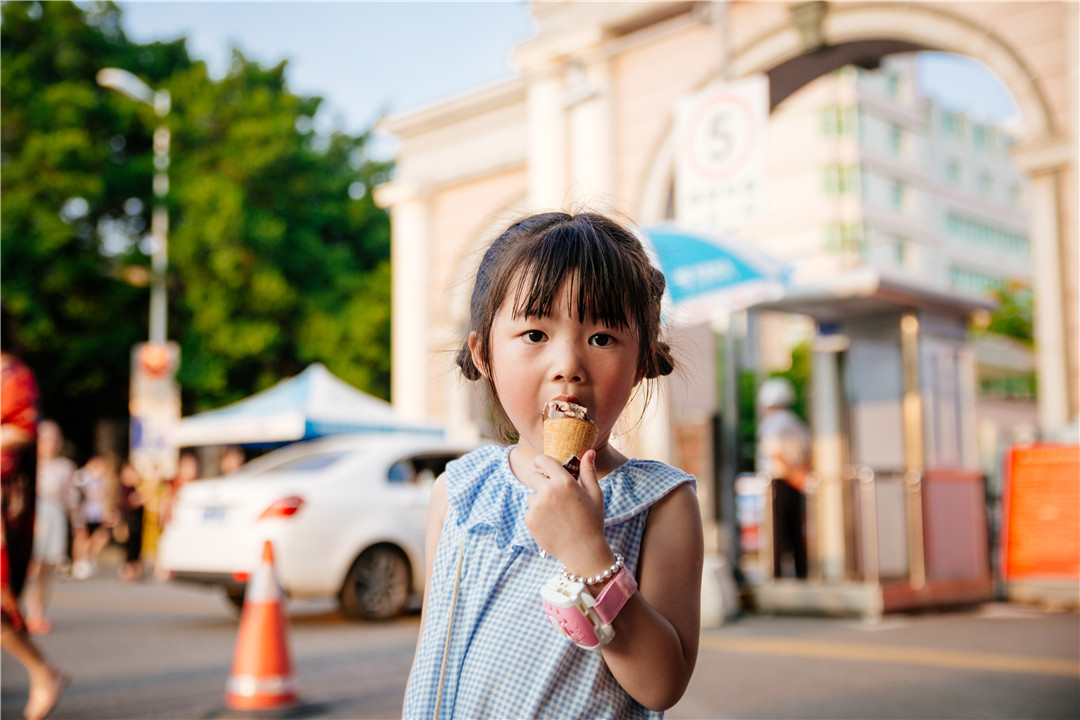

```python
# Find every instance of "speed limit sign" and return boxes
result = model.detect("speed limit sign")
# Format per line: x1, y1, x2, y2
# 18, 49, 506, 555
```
675, 75, 768, 232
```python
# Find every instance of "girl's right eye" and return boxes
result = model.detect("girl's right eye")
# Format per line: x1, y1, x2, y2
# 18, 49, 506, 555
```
522, 330, 546, 343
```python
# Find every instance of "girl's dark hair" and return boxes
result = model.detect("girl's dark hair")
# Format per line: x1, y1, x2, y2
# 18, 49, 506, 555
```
456, 211, 674, 442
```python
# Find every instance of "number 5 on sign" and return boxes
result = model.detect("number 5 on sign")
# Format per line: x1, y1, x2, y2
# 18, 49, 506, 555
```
675, 75, 769, 233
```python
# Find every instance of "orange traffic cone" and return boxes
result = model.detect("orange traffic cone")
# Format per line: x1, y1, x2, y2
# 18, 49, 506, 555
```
224, 540, 301, 714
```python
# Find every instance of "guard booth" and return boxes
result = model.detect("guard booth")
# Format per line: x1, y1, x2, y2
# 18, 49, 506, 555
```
744, 268, 995, 618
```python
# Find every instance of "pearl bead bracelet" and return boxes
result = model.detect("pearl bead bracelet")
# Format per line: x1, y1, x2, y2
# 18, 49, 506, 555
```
561, 552, 625, 586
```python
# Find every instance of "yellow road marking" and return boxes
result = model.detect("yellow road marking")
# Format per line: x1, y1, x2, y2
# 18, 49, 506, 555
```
700, 635, 1080, 678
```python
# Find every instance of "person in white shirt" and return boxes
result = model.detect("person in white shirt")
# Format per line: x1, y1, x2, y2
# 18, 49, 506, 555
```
756, 378, 811, 579
25, 421, 77, 634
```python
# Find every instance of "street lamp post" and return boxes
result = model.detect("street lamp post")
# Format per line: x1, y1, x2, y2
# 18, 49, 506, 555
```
98, 69, 180, 484
96, 68, 171, 344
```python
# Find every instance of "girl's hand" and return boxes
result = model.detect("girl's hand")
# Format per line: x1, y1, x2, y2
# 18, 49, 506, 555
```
522, 450, 614, 576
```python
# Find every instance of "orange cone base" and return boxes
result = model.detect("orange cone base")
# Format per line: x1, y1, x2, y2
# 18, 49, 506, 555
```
226, 688, 298, 712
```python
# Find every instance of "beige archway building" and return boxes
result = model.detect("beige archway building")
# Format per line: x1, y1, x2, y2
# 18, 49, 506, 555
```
377, 0, 1077, 615
378, 0, 1077, 441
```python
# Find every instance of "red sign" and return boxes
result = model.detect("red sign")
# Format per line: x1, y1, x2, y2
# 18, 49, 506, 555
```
1001, 444, 1080, 581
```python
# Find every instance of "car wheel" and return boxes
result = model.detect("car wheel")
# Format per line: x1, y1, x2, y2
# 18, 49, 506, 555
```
340, 545, 410, 621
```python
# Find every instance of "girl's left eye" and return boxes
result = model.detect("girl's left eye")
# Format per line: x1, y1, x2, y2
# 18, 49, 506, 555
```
522, 330, 546, 343
589, 333, 616, 347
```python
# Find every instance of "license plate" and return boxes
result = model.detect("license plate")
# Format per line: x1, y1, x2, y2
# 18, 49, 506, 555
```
202, 506, 226, 521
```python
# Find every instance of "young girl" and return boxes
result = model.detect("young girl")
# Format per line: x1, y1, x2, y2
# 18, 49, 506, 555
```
403, 211, 703, 718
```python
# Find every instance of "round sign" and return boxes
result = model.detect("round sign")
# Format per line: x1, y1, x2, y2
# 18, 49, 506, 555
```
681, 92, 758, 181
138, 342, 173, 377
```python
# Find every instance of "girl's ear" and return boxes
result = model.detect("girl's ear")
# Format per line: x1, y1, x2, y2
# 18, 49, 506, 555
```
468, 332, 488, 378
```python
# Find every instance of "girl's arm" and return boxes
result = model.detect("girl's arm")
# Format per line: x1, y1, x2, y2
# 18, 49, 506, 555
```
402, 473, 449, 716
527, 452, 703, 711
600, 481, 702, 711
413, 473, 449, 651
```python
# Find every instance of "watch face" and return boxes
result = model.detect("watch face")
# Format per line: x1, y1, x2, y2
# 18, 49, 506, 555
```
542, 575, 607, 650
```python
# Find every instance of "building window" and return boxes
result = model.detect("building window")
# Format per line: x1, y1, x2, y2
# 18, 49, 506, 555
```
823, 164, 859, 195
978, 172, 994, 198
946, 160, 962, 188
949, 265, 1006, 297
886, 72, 901, 100
890, 180, 907, 211
825, 222, 864, 257
823, 165, 837, 194
941, 112, 965, 141
820, 106, 837, 136
841, 106, 857, 136
889, 124, 903, 155
820, 105, 857, 136
945, 211, 1030, 258
972, 124, 991, 151
1009, 183, 1024, 208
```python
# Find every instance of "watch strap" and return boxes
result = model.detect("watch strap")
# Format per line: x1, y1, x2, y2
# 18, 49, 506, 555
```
592, 566, 636, 625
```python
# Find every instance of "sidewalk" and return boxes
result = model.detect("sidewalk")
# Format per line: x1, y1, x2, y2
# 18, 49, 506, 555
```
670, 602, 1079, 719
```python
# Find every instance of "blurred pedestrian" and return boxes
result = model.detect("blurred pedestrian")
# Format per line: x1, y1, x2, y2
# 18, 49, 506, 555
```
218, 446, 245, 475
161, 452, 198, 528
24, 421, 78, 635
1, 304, 69, 719
71, 455, 113, 580
756, 377, 812, 579
117, 461, 144, 582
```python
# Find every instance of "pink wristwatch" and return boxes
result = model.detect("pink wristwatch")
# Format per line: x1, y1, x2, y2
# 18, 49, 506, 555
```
541, 566, 638, 650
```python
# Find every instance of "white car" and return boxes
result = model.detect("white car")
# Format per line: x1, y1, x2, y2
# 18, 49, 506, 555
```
157, 433, 474, 620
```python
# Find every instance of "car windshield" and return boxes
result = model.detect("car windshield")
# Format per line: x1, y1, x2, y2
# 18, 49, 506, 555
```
255, 451, 350, 475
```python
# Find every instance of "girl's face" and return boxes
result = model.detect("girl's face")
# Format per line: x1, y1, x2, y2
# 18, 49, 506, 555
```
473, 279, 642, 465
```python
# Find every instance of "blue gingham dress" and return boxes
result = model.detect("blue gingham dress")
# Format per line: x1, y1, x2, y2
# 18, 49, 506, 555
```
403, 444, 695, 720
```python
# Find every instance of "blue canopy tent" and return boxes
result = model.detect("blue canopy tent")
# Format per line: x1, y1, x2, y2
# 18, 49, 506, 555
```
643, 224, 791, 323
172, 363, 443, 447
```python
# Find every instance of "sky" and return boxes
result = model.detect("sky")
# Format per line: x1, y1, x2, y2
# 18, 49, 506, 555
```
119, 1, 537, 154
117, 1, 1021, 157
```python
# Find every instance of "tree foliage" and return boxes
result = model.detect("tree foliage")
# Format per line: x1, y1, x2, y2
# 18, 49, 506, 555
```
1, 1, 392, 456
981, 281, 1034, 348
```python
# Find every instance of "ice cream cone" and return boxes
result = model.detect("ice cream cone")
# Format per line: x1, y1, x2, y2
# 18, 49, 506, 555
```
543, 415, 598, 469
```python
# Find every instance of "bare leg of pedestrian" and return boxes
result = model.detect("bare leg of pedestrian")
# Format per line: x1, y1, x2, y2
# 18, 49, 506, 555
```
1, 618, 69, 720
22, 560, 53, 635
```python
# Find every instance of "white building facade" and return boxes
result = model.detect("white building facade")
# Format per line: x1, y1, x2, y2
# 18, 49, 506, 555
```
743, 54, 1031, 296
745, 54, 1037, 424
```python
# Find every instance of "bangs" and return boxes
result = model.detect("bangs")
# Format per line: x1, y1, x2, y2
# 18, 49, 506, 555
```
506, 222, 636, 329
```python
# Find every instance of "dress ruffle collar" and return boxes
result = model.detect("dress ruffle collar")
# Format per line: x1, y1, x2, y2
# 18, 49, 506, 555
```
444, 444, 695, 552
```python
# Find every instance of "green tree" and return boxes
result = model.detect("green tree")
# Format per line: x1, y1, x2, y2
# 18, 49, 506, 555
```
981, 281, 1034, 348
1, 1, 391, 455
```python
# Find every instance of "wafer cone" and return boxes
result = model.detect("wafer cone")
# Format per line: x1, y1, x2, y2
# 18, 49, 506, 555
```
543, 417, 598, 467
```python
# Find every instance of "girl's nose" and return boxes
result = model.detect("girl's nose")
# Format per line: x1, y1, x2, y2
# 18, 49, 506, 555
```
551, 341, 585, 383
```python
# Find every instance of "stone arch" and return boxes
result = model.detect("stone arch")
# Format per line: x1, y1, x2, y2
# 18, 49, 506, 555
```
733, 2, 1053, 139
638, 3, 1056, 221
635, 1, 1072, 429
